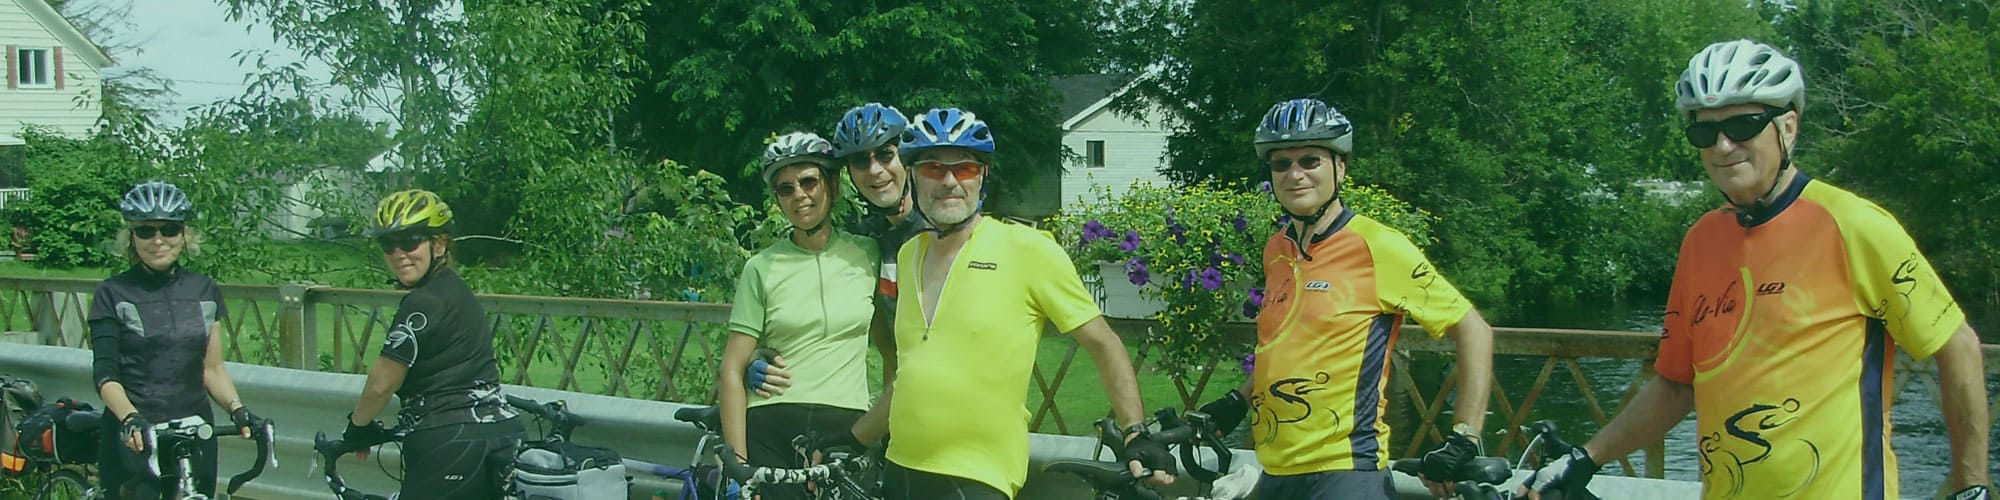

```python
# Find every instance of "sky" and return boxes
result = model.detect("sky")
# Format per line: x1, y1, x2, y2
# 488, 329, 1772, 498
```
77, 0, 320, 125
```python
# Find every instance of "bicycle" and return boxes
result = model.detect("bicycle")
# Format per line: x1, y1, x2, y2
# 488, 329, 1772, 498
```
314, 395, 725, 500
23, 407, 105, 500
1388, 420, 1599, 500
1043, 407, 1235, 500
135, 414, 277, 500
713, 436, 878, 500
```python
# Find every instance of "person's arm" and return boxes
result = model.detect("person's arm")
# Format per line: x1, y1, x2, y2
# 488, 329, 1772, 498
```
1581, 375, 1693, 461
200, 322, 251, 438
349, 357, 407, 425
90, 316, 145, 452
851, 384, 893, 447
870, 310, 898, 388
1072, 316, 1146, 428
719, 333, 758, 461
1447, 309, 1494, 434
1931, 323, 1991, 491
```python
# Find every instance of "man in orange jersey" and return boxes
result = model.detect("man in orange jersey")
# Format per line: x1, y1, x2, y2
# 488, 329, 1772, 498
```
1523, 39, 1992, 500
1195, 98, 1498, 499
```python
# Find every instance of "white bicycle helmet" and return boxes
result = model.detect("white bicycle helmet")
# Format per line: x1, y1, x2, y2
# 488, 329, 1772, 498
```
761, 132, 837, 184
1676, 40, 1805, 114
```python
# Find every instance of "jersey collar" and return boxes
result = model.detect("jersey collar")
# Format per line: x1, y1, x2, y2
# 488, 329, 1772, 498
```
1733, 170, 1812, 228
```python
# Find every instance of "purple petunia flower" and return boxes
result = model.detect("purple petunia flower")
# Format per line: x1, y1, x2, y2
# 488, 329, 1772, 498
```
1082, 220, 1111, 243
1274, 214, 1291, 228
1125, 257, 1150, 286
1182, 269, 1198, 290
1118, 230, 1142, 253
1198, 267, 1224, 291
1208, 252, 1225, 268
1229, 252, 1245, 265
1233, 212, 1248, 233
1259, 181, 1273, 194
1169, 221, 1187, 245
1243, 287, 1265, 318
1240, 352, 1255, 375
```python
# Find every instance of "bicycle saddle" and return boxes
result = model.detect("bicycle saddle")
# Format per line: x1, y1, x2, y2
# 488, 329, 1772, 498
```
674, 405, 721, 431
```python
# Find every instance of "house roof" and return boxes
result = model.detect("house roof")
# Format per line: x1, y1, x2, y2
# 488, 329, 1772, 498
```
1056, 69, 1162, 131
14, 0, 114, 68
1053, 74, 1131, 123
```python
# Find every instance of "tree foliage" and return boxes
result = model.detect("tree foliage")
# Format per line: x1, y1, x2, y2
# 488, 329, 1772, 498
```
1777, 0, 2000, 336
1119, 0, 1766, 316
633, 0, 1111, 210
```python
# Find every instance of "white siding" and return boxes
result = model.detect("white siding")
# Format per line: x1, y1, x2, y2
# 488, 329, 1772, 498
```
1059, 103, 1171, 209
0, 0, 104, 140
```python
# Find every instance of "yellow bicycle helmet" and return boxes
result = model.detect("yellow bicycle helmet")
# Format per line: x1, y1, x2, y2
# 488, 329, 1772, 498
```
367, 189, 455, 237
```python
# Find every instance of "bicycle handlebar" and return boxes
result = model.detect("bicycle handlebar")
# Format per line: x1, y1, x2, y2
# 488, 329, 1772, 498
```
314, 430, 399, 500
506, 394, 583, 441
225, 420, 278, 495
715, 442, 866, 487
142, 416, 211, 479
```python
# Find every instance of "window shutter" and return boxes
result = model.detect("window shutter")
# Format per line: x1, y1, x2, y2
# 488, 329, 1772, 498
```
5, 46, 15, 90
52, 47, 63, 89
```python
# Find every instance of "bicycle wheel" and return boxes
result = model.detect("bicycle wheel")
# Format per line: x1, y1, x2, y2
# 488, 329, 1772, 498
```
35, 468, 91, 500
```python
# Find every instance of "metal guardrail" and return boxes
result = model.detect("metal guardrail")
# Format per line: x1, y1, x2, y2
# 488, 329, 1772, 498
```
0, 276, 1993, 487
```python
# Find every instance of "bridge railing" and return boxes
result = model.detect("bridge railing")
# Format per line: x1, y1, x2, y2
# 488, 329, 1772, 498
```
2, 276, 1994, 481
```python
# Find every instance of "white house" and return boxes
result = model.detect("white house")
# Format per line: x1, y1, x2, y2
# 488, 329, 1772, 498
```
0, 0, 109, 147
1054, 73, 1171, 210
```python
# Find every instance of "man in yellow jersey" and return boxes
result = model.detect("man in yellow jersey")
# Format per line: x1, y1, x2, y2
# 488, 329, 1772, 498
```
1193, 98, 1498, 499
1523, 39, 1993, 500
845, 108, 1175, 499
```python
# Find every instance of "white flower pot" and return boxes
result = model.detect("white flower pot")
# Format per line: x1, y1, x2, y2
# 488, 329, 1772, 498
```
1096, 261, 1166, 319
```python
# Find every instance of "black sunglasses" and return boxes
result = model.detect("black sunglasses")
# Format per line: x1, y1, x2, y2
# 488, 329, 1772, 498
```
130, 223, 185, 239
846, 148, 897, 170
774, 175, 823, 198
1685, 107, 1786, 148
1268, 154, 1329, 173
377, 233, 430, 254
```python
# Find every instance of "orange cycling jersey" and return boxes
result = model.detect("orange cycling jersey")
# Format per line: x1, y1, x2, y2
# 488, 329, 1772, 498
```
1656, 172, 1962, 500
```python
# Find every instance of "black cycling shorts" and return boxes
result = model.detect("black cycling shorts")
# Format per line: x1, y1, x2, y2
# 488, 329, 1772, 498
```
1259, 469, 1394, 499
400, 419, 524, 498
882, 459, 1008, 500
745, 403, 865, 500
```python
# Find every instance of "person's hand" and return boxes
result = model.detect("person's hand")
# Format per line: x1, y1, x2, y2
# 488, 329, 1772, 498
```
343, 417, 392, 460
229, 406, 268, 440
1517, 447, 1600, 500
1123, 428, 1177, 488
747, 348, 792, 398
1196, 390, 1248, 439
1420, 429, 1480, 497
120, 412, 149, 453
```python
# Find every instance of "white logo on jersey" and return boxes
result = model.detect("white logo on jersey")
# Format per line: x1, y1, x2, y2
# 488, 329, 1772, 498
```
1305, 281, 1331, 291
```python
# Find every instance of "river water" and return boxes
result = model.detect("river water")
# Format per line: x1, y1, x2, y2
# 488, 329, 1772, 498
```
1424, 299, 1999, 497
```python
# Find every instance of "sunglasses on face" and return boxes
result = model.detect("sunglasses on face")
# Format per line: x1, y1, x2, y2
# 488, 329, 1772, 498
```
846, 148, 898, 170
1685, 108, 1786, 148
130, 223, 185, 239
913, 159, 986, 181
1268, 154, 1328, 173
774, 176, 823, 198
377, 233, 430, 254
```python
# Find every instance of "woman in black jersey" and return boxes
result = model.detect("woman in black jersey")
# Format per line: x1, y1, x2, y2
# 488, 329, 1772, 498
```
340, 189, 523, 498
90, 181, 268, 499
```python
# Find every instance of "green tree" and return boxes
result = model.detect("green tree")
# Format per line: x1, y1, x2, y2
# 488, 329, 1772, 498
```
1778, 0, 2000, 337
4, 128, 148, 268
632, 0, 1110, 209
1120, 0, 1756, 316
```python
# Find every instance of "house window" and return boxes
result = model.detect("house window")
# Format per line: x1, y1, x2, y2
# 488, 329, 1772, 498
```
1087, 140, 1105, 168
15, 48, 52, 88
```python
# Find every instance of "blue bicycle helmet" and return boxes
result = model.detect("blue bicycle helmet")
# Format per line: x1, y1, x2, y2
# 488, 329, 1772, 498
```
832, 103, 909, 158
119, 181, 194, 221
899, 108, 994, 159
1254, 98, 1353, 159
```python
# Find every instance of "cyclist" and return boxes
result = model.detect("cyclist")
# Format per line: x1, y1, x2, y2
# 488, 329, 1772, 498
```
845, 107, 1175, 499
1522, 39, 1992, 500
1193, 98, 1497, 499
718, 132, 880, 500
91, 181, 267, 499
341, 189, 525, 498
742, 103, 925, 399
